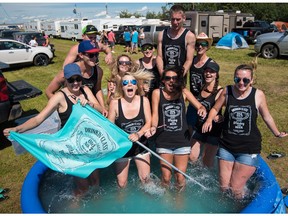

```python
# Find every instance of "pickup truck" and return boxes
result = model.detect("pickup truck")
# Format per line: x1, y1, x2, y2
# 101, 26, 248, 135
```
232, 20, 277, 44
140, 24, 170, 46
0, 64, 42, 124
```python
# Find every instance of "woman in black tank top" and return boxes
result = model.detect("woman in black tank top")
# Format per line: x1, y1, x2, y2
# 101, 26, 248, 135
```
145, 66, 207, 190
108, 72, 152, 188
202, 64, 287, 199
4, 63, 104, 197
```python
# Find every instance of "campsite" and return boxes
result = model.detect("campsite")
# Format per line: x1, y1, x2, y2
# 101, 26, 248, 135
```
0, 37, 287, 212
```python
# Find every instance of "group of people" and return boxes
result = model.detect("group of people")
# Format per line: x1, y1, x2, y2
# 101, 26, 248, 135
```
3, 5, 287, 200
123, 26, 145, 54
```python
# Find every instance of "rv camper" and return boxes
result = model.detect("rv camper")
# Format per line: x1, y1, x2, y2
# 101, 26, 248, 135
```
184, 10, 254, 42
59, 19, 92, 41
41, 20, 63, 38
23, 20, 42, 32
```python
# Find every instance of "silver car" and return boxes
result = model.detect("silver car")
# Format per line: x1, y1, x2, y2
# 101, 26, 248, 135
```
254, 30, 288, 59
0, 39, 53, 66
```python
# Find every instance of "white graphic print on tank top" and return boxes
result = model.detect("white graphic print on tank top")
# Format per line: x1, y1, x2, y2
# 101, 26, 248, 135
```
162, 102, 183, 131
228, 105, 252, 135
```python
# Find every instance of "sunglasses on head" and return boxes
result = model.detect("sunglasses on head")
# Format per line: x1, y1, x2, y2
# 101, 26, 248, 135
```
118, 60, 131, 66
67, 76, 82, 83
122, 79, 137, 86
196, 41, 209, 47
234, 77, 251, 85
142, 45, 153, 51
164, 75, 178, 81
84, 53, 98, 58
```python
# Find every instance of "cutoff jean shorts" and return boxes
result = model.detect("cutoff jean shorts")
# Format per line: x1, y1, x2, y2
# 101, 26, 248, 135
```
217, 147, 260, 167
156, 147, 191, 155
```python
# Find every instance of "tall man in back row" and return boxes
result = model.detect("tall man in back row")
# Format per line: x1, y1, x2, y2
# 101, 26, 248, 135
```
156, 5, 195, 80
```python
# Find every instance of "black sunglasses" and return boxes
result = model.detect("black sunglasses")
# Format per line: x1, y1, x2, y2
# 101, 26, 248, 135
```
118, 60, 131, 66
196, 41, 209, 47
142, 45, 153, 51
164, 75, 178, 81
234, 77, 251, 85
67, 76, 82, 83
84, 53, 98, 58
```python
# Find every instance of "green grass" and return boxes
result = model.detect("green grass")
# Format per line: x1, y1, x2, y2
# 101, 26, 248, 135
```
0, 39, 288, 213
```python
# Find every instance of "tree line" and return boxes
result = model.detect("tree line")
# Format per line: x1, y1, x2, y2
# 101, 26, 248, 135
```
119, 3, 288, 23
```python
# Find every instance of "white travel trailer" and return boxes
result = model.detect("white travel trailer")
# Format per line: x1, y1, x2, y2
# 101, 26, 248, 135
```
23, 20, 42, 32
59, 19, 92, 41
41, 20, 63, 38
91, 18, 144, 32
184, 10, 254, 42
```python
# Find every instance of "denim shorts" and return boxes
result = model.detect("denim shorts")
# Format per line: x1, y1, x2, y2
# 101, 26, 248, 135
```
217, 147, 259, 167
186, 104, 197, 127
156, 147, 191, 155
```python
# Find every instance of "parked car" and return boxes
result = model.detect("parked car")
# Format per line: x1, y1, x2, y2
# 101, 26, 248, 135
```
232, 20, 277, 44
12, 31, 55, 55
0, 39, 54, 66
254, 29, 288, 59
0, 30, 22, 39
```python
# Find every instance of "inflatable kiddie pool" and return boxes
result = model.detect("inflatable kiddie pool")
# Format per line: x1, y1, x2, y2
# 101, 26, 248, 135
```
21, 156, 287, 213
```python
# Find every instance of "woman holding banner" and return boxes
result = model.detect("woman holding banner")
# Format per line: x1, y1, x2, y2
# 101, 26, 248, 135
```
3, 63, 104, 196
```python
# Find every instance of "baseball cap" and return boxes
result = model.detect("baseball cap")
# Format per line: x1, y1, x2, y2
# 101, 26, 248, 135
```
64, 63, 82, 79
78, 40, 101, 53
205, 61, 220, 73
82, 25, 100, 35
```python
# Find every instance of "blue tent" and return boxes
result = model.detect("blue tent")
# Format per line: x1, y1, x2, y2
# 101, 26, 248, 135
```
216, 32, 249, 50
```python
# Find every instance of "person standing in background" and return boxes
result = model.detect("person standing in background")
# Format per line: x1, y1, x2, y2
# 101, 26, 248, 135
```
131, 27, 139, 54
29, 36, 38, 47
107, 29, 116, 53
123, 27, 131, 54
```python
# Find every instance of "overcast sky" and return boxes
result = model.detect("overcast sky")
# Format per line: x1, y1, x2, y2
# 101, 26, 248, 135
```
0, 3, 169, 24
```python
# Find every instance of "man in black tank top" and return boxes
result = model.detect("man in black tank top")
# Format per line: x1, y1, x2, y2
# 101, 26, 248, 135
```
156, 4, 196, 81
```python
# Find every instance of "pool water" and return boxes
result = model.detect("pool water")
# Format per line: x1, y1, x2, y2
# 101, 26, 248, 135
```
39, 158, 255, 213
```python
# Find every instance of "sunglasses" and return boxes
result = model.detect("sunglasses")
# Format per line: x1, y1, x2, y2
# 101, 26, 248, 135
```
196, 41, 209, 47
67, 76, 82, 83
84, 53, 98, 58
234, 77, 251, 85
118, 60, 132, 66
122, 79, 137, 86
164, 75, 178, 81
142, 46, 153, 51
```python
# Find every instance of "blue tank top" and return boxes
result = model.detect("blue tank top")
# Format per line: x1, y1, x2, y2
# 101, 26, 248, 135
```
81, 66, 98, 95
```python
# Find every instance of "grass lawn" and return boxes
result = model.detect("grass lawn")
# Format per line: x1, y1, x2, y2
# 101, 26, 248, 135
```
0, 39, 287, 213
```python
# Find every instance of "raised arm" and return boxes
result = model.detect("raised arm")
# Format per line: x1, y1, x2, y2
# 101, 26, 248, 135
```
256, 89, 287, 138
45, 69, 65, 99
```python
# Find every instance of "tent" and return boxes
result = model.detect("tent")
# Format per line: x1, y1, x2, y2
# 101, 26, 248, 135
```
216, 32, 249, 50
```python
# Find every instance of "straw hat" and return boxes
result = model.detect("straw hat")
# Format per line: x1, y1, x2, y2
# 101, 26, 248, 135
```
196, 32, 213, 49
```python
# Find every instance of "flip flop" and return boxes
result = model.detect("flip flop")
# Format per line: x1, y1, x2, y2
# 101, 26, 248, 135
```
0, 194, 9, 202
281, 188, 288, 195
267, 152, 286, 160
0, 188, 10, 194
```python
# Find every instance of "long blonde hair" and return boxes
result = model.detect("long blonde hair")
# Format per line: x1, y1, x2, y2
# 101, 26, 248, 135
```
112, 69, 154, 99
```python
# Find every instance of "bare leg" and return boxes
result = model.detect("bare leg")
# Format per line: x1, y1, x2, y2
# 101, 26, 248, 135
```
174, 154, 189, 191
114, 159, 130, 188
230, 162, 256, 199
218, 159, 234, 192
190, 139, 201, 162
134, 152, 151, 184
202, 144, 218, 168
159, 153, 174, 188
